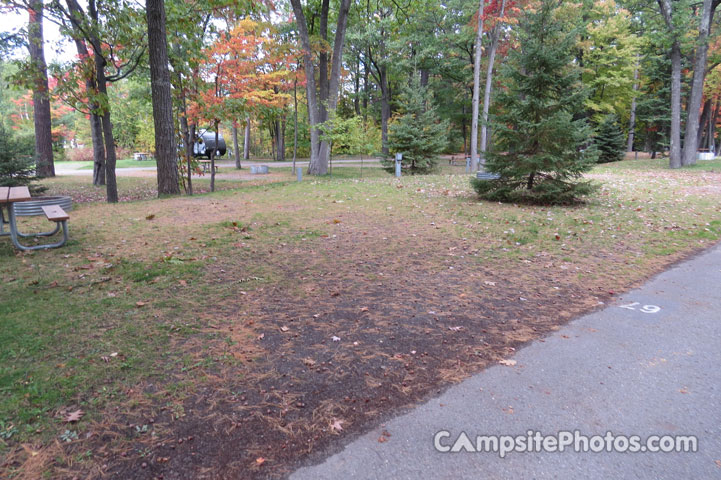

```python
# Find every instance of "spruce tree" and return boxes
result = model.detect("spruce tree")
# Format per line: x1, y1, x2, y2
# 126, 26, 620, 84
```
382, 78, 448, 175
0, 123, 44, 193
472, 0, 598, 204
594, 115, 626, 163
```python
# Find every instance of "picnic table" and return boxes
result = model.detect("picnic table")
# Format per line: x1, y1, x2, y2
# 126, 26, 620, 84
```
199, 159, 219, 173
0, 186, 69, 251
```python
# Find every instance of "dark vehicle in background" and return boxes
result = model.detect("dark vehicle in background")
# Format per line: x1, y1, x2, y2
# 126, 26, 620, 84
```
193, 131, 227, 159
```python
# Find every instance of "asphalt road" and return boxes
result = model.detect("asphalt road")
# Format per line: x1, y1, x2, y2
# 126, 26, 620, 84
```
53, 158, 381, 176
291, 244, 721, 480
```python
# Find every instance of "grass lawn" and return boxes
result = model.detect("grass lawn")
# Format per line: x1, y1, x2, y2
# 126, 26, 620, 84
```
1, 158, 720, 478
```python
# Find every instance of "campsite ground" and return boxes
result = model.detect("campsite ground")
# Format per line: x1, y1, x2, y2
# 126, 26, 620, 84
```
2, 156, 721, 478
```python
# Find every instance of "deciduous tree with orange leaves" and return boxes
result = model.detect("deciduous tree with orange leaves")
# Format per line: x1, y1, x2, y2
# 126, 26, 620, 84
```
188, 18, 298, 191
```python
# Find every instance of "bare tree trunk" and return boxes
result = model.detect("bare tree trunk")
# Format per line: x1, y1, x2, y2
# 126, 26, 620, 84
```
657, 0, 682, 168
180, 116, 193, 194
480, 0, 505, 162
79, 0, 118, 201
708, 102, 721, 155
669, 41, 682, 168
293, 78, 298, 173
318, 0, 330, 125
233, 125, 241, 168
95, 59, 118, 202
243, 118, 250, 160
681, 0, 716, 166
290, 0, 351, 175
28, 0, 55, 178
281, 118, 286, 162
363, 51, 369, 120
275, 119, 286, 162
147, 0, 180, 195
380, 66, 390, 156
210, 121, 218, 192
470, 0, 485, 171
354, 57, 361, 115
269, 124, 276, 162
291, 0, 320, 170
67, 1, 105, 185
627, 58, 640, 152
697, 98, 711, 149
462, 104, 467, 155
90, 111, 106, 185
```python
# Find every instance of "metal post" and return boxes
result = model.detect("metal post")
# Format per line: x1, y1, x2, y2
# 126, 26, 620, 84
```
395, 153, 402, 178
297, 168, 302, 182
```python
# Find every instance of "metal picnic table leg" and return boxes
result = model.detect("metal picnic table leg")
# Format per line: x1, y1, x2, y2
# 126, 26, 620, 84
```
15, 221, 61, 238
7, 203, 68, 251
0, 205, 8, 236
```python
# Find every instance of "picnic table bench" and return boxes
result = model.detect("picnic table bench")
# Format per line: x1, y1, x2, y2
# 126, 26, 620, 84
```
199, 160, 219, 173
0, 186, 70, 250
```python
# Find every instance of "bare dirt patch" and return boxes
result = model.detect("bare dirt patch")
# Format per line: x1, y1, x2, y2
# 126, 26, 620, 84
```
102, 210, 625, 479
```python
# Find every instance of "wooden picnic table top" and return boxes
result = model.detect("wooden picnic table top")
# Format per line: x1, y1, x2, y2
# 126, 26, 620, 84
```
0, 186, 31, 204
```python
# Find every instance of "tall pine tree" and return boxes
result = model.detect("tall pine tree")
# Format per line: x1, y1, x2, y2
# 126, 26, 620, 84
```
382, 78, 448, 175
472, 0, 598, 204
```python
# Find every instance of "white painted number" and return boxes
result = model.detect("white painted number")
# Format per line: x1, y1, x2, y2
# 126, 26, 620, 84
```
619, 302, 640, 310
619, 302, 661, 314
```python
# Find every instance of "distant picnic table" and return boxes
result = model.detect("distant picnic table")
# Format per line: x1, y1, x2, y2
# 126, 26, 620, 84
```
199, 160, 219, 173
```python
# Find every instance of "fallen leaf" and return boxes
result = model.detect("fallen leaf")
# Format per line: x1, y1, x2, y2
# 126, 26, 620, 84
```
499, 359, 517, 367
360, 307, 369, 312
378, 436, 388, 443
255, 457, 265, 466
330, 419, 344, 432
65, 409, 84, 423
280, 326, 289, 332
136, 301, 146, 308
257, 333, 265, 340
145, 214, 155, 220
